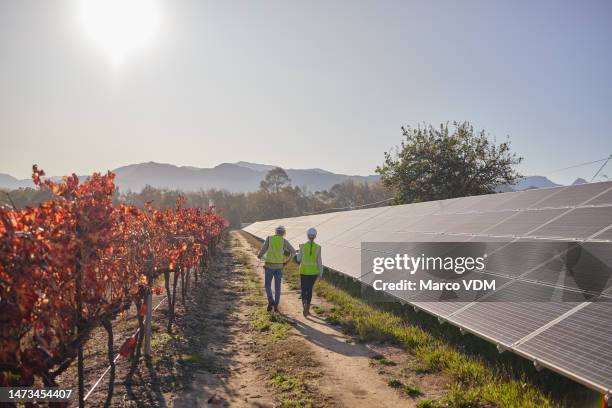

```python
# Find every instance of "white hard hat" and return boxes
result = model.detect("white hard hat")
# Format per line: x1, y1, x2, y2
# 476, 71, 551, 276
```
275, 225, 286, 234
307, 227, 317, 238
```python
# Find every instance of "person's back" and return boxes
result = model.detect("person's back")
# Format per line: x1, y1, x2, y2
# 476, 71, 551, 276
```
257, 225, 295, 312
297, 228, 322, 317
299, 240, 321, 276
263, 234, 285, 269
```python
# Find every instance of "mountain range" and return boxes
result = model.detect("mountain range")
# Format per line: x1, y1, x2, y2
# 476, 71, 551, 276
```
0, 161, 582, 193
0, 162, 378, 193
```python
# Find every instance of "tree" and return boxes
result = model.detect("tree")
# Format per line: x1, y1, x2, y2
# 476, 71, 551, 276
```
376, 122, 522, 204
316, 180, 391, 209
259, 167, 292, 193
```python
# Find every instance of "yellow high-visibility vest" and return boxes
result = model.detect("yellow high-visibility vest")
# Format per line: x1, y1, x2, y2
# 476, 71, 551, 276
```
299, 241, 320, 275
264, 235, 285, 264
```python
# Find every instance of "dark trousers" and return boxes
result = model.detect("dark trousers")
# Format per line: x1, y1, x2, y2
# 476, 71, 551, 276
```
300, 274, 317, 305
264, 267, 282, 305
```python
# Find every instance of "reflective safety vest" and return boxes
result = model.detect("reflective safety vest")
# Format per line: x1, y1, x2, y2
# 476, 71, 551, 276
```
264, 235, 285, 264
299, 241, 320, 275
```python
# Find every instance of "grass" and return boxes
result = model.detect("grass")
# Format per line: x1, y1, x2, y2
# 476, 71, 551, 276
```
370, 355, 396, 366
268, 370, 322, 408
239, 231, 558, 408
388, 378, 422, 397
252, 307, 292, 343
416, 399, 442, 408
178, 353, 211, 368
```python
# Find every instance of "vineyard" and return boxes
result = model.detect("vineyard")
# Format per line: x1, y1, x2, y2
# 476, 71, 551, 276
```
0, 166, 228, 407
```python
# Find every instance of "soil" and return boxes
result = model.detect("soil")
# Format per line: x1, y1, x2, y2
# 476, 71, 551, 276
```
59, 230, 448, 407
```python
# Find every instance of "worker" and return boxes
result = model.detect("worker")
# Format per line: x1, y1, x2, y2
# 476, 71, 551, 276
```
257, 225, 295, 312
296, 227, 323, 317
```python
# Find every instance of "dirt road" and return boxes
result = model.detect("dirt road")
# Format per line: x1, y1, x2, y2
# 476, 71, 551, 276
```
172, 239, 275, 407
233, 232, 415, 408
172, 231, 423, 407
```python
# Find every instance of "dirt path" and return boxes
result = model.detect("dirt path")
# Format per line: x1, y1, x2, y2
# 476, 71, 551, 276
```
171, 231, 425, 407
234, 232, 414, 408
172, 241, 275, 407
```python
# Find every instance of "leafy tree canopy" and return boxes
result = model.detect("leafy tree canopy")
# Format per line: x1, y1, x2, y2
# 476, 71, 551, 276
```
259, 167, 292, 193
376, 122, 522, 204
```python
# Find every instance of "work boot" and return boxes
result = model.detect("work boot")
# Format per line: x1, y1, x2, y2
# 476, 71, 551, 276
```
267, 298, 274, 312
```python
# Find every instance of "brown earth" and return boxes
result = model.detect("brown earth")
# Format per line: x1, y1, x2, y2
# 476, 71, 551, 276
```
60, 230, 447, 407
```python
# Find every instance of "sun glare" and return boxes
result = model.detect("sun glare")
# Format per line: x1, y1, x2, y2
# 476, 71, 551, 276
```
79, 0, 160, 67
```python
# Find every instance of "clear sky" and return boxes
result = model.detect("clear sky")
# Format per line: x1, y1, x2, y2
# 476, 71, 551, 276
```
1, 0, 611, 184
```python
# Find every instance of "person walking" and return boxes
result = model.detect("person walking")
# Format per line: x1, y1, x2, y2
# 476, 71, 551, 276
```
296, 228, 323, 318
257, 225, 295, 312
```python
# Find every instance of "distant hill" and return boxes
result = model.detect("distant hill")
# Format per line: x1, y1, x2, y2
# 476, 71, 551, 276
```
513, 176, 561, 190
0, 163, 574, 193
0, 162, 378, 193
572, 178, 588, 185
110, 162, 379, 192
0, 173, 34, 189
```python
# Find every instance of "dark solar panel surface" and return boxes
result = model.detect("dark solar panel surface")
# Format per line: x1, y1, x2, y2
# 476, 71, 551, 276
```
445, 211, 516, 234
528, 206, 612, 239
485, 208, 567, 236
449, 281, 585, 345
493, 187, 563, 210
517, 300, 612, 391
593, 227, 612, 241
535, 182, 611, 208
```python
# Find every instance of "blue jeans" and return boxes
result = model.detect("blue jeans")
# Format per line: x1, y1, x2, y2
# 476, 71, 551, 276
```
264, 266, 282, 305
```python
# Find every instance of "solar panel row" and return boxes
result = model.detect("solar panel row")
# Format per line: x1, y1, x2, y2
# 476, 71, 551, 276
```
243, 181, 612, 393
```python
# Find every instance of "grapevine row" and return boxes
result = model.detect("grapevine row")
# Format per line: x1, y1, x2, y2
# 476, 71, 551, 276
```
0, 166, 228, 406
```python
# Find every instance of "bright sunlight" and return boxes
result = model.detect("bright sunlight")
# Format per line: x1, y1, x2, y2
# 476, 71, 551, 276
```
79, 0, 160, 67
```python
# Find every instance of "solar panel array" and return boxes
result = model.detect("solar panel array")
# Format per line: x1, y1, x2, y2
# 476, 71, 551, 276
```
243, 181, 612, 394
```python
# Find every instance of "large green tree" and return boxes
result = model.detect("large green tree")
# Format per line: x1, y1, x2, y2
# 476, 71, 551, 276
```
259, 167, 292, 193
376, 122, 522, 204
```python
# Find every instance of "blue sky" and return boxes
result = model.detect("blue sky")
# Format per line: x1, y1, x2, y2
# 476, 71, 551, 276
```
0, 0, 611, 183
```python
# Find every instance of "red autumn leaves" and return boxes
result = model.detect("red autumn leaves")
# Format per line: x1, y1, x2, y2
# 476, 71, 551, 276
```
0, 166, 227, 387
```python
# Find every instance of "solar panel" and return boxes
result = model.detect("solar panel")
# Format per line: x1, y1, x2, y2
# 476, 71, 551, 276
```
466, 191, 517, 212
528, 206, 612, 239
493, 187, 564, 211
535, 182, 612, 208
322, 243, 361, 278
411, 301, 469, 318
433, 194, 490, 214
485, 208, 567, 237
483, 240, 565, 278
524, 242, 612, 293
408, 213, 465, 233
593, 227, 612, 241
449, 281, 586, 345
516, 300, 612, 392
243, 180, 612, 393
444, 211, 516, 234
575, 182, 612, 206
